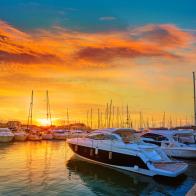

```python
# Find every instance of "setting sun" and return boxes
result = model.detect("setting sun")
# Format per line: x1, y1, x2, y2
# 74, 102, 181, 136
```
37, 118, 52, 126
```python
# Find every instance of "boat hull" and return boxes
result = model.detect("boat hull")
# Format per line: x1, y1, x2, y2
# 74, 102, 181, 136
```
53, 134, 68, 140
28, 135, 42, 141
68, 143, 153, 175
14, 134, 28, 141
74, 153, 156, 176
68, 142, 188, 177
163, 148, 196, 159
42, 134, 53, 140
0, 136, 14, 142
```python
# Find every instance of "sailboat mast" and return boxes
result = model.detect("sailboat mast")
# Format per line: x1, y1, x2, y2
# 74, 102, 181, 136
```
46, 90, 49, 122
31, 90, 33, 126
90, 108, 93, 128
46, 90, 52, 126
162, 112, 166, 127
116, 106, 119, 128
97, 108, 100, 128
193, 72, 196, 126
27, 90, 33, 130
139, 112, 143, 129
126, 104, 129, 128
66, 108, 69, 125
108, 100, 112, 128
86, 110, 89, 127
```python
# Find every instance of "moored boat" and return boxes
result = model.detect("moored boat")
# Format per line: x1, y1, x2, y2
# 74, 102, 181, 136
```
42, 130, 53, 140
28, 130, 42, 141
67, 128, 188, 177
14, 131, 28, 141
68, 130, 88, 138
53, 129, 69, 140
0, 128, 14, 143
141, 129, 196, 159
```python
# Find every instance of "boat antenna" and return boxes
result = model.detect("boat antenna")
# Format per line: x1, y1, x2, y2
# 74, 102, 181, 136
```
193, 72, 196, 126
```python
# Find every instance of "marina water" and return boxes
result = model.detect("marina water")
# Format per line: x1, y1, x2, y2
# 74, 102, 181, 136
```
0, 141, 195, 196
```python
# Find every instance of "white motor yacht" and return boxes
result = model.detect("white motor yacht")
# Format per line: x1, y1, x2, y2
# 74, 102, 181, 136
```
14, 130, 28, 141
53, 129, 69, 140
0, 128, 14, 142
67, 128, 188, 177
68, 130, 88, 138
141, 130, 196, 159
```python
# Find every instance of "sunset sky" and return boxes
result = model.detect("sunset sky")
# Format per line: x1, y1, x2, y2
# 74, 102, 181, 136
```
0, 0, 196, 126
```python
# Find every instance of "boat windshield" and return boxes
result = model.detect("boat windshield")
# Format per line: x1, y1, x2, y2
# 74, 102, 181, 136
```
87, 133, 118, 140
143, 149, 163, 161
173, 133, 196, 144
142, 133, 168, 141
114, 130, 139, 143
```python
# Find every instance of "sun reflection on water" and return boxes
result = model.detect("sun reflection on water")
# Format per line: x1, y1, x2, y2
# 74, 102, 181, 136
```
0, 141, 195, 195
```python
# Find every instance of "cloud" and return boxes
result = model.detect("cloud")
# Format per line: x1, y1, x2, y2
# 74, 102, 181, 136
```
75, 46, 178, 63
0, 20, 194, 69
99, 16, 116, 21
0, 51, 63, 64
129, 24, 193, 48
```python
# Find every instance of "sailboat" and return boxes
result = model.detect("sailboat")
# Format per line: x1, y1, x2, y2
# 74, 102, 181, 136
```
27, 90, 42, 141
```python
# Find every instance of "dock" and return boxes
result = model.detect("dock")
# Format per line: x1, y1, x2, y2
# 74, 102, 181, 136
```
186, 183, 196, 196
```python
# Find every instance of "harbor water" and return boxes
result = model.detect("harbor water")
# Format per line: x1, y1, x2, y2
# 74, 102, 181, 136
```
0, 141, 195, 196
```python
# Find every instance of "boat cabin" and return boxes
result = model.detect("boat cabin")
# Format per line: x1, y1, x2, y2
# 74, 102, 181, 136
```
141, 130, 196, 146
87, 128, 139, 143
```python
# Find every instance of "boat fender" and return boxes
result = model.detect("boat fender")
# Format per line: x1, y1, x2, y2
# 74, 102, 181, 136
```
109, 151, 112, 159
134, 165, 139, 170
74, 145, 78, 151
95, 148, 99, 155
90, 148, 93, 156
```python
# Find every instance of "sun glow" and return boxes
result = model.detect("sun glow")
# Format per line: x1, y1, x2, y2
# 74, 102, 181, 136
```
37, 118, 52, 126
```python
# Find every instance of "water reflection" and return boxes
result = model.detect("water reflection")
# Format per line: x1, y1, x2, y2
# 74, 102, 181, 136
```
0, 142, 195, 196
67, 156, 194, 195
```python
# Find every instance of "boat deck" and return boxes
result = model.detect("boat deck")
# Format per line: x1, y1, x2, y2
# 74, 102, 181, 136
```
153, 162, 187, 172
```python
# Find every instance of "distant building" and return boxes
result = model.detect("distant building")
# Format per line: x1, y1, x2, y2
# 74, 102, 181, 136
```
7, 121, 21, 130
58, 123, 91, 131
0, 122, 7, 128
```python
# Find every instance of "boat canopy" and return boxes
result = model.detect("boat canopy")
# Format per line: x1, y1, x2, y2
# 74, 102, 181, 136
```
147, 129, 194, 137
142, 130, 196, 144
87, 128, 139, 143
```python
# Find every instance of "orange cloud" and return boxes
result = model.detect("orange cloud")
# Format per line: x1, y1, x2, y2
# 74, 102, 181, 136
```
0, 20, 193, 68
128, 24, 193, 48
0, 20, 195, 124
